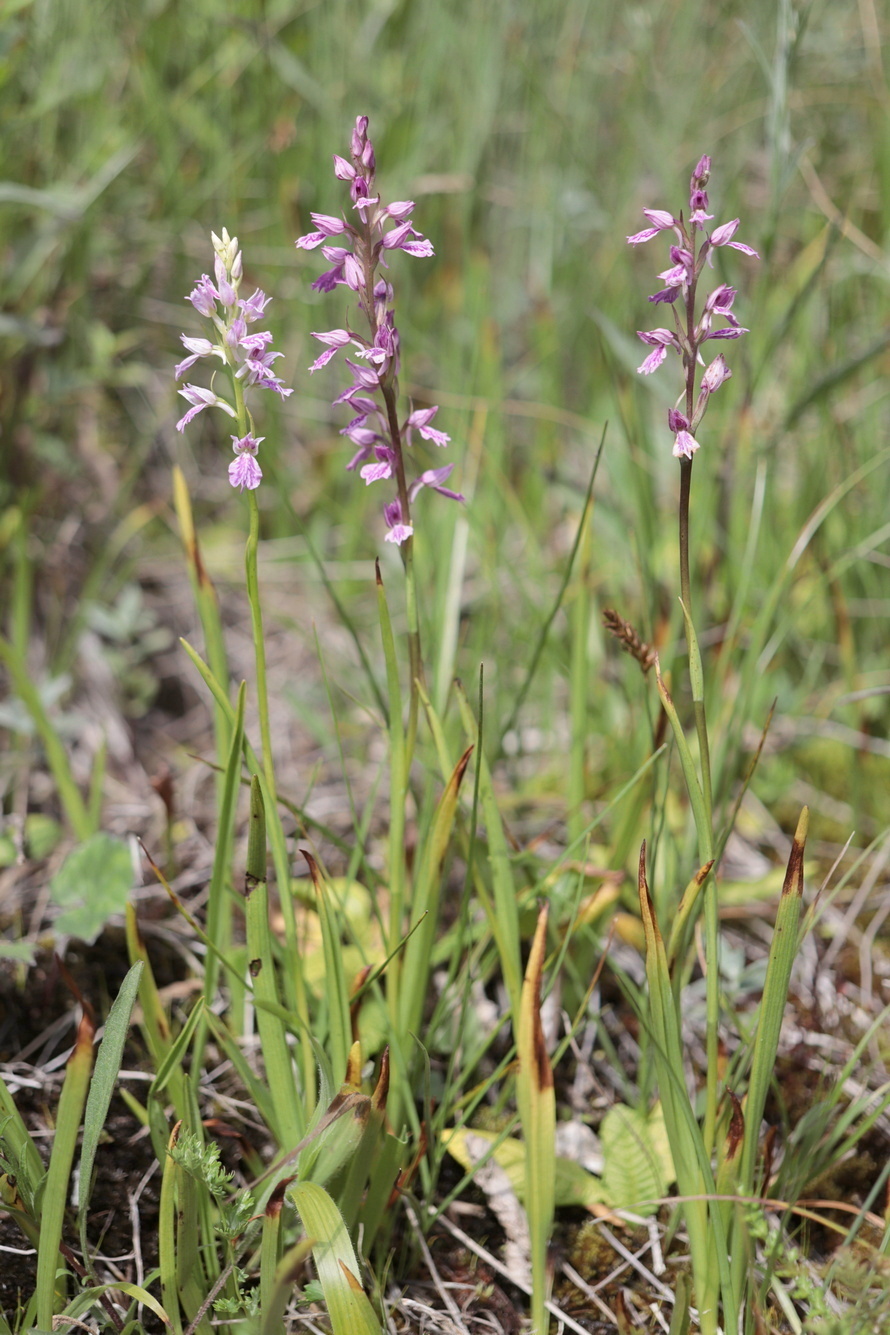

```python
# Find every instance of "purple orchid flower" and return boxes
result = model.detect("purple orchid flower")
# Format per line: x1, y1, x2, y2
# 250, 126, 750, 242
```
228, 434, 264, 490
295, 117, 462, 543
174, 229, 292, 489
628, 158, 758, 457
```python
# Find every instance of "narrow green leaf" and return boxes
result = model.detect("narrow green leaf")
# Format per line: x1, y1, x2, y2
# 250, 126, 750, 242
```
516, 905, 556, 1335
498, 431, 605, 754
637, 844, 734, 1335
197, 681, 245, 1056
260, 1177, 291, 1314
244, 777, 303, 1148
36, 1009, 95, 1330
739, 807, 809, 1197
0, 634, 92, 838
158, 1123, 183, 1335
259, 1237, 315, 1335
152, 997, 205, 1099
289, 1180, 382, 1335
78, 962, 143, 1266
0, 1072, 44, 1193
301, 849, 352, 1084
399, 746, 472, 1041
455, 679, 522, 1013
654, 661, 709, 853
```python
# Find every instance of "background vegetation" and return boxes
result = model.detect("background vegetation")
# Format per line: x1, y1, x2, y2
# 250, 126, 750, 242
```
1, 0, 889, 1331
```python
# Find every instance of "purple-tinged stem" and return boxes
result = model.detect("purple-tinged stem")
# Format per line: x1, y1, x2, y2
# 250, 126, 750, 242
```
677, 224, 718, 1152
355, 211, 424, 759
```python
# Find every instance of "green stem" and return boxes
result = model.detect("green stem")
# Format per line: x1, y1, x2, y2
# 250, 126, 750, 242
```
678, 457, 718, 1153
245, 490, 275, 802
229, 372, 314, 1101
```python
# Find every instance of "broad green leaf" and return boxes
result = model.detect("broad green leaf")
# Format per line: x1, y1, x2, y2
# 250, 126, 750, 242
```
24, 814, 62, 859
50, 833, 133, 943
289, 1180, 381, 1335
0, 940, 35, 964
600, 1103, 675, 1213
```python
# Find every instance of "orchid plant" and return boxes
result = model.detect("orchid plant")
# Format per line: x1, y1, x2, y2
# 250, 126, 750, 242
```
626, 159, 769, 1334
296, 115, 463, 775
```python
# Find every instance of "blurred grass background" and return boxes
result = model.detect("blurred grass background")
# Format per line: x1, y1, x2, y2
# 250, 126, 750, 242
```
1, 0, 888, 860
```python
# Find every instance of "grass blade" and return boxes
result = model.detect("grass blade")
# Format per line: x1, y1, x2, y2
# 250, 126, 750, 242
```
77, 962, 143, 1268
244, 775, 304, 1148
35, 1004, 95, 1331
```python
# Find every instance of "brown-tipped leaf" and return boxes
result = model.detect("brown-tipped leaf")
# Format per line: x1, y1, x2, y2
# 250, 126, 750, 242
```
372, 1048, 390, 1112
723, 1089, 745, 1163
781, 806, 809, 897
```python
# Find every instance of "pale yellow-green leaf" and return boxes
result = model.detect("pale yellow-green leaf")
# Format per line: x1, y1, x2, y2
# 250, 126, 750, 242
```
600, 1103, 675, 1214
441, 1126, 613, 1212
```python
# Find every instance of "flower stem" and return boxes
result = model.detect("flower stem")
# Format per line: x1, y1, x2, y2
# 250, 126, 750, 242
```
245, 493, 275, 800
678, 455, 719, 1151
381, 383, 424, 762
